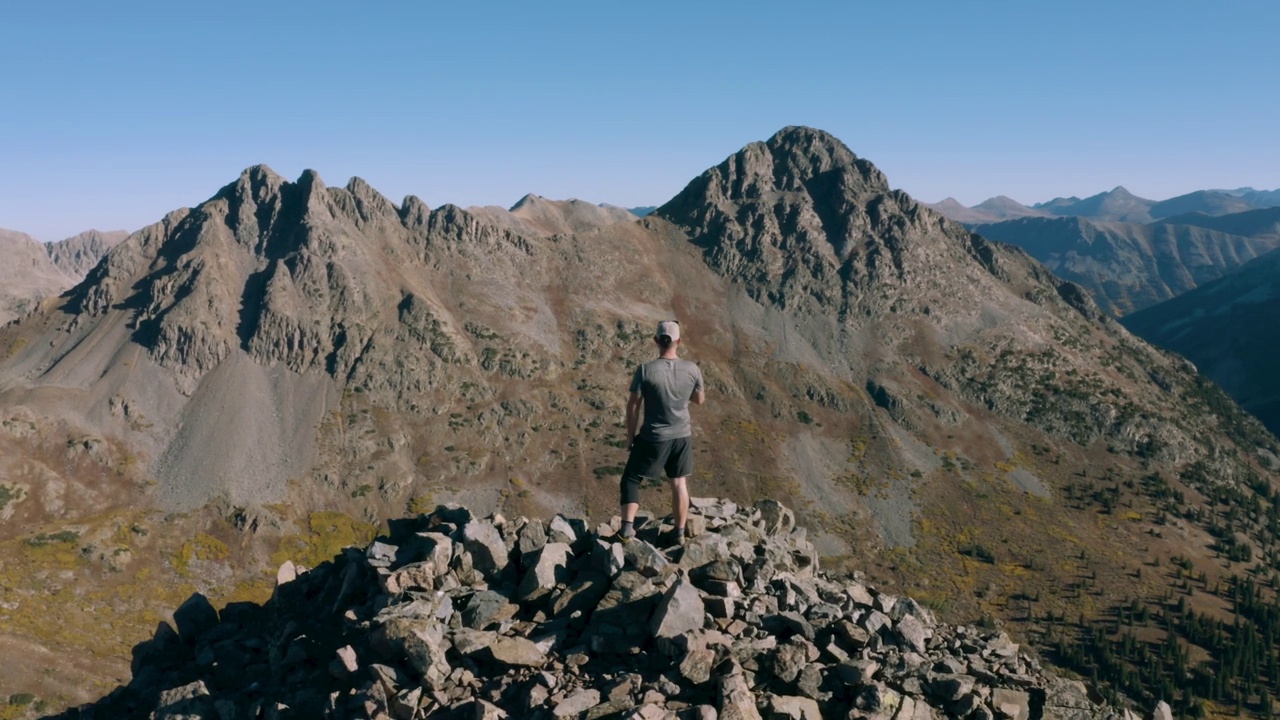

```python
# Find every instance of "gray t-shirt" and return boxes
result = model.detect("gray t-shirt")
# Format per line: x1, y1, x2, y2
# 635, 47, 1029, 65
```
630, 357, 704, 441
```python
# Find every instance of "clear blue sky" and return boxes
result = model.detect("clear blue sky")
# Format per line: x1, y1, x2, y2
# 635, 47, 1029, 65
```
2, 0, 1277, 240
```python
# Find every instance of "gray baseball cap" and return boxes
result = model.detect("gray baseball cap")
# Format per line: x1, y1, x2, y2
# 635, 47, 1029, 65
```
656, 320, 681, 342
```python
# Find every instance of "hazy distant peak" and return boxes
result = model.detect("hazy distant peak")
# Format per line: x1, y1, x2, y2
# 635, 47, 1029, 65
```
509, 193, 544, 211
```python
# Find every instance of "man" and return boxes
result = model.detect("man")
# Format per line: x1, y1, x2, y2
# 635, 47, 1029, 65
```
619, 320, 705, 544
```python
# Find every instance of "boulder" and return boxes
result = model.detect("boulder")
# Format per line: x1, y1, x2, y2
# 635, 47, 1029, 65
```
173, 593, 219, 645
650, 576, 706, 639
518, 542, 572, 602
462, 520, 509, 579
623, 539, 669, 577
553, 688, 600, 717
763, 694, 821, 720
460, 591, 514, 629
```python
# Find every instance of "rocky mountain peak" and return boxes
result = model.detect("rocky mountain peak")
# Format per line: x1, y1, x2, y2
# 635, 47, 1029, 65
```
659, 126, 887, 224
56, 499, 1136, 720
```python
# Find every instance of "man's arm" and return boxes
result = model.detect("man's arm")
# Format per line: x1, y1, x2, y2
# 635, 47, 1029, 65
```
625, 391, 642, 448
691, 389, 706, 405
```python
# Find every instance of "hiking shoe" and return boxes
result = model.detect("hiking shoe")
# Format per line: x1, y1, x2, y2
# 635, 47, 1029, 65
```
619, 525, 635, 543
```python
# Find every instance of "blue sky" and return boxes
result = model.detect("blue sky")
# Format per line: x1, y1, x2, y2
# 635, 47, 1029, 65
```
2, 0, 1277, 240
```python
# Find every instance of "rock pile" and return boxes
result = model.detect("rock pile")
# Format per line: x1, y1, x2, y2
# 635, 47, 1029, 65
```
55, 499, 1146, 719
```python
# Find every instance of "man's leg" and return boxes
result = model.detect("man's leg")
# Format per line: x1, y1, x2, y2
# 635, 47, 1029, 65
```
665, 437, 693, 537
669, 476, 689, 531
620, 439, 660, 540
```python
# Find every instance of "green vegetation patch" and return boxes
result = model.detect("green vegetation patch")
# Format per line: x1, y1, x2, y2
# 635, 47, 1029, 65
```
26, 530, 80, 547
0, 483, 24, 512
271, 511, 377, 569
174, 533, 230, 576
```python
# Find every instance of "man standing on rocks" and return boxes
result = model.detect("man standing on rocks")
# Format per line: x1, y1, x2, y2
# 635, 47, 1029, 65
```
618, 320, 705, 544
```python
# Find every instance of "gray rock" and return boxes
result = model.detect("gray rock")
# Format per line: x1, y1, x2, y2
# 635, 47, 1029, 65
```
706, 596, 736, 619
173, 593, 219, 645
462, 590, 518, 629
1151, 700, 1174, 720
770, 640, 808, 683
275, 560, 297, 586
650, 576, 706, 639
718, 666, 763, 720
835, 658, 880, 685
763, 694, 821, 720
548, 514, 578, 545
155, 680, 212, 719
553, 688, 601, 717
624, 539, 669, 577
519, 520, 548, 557
371, 617, 451, 689
926, 674, 976, 702
585, 696, 636, 720
1043, 678, 1095, 710
451, 628, 497, 655
754, 499, 795, 536
519, 542, 572, 602
847, 583, 875, 607
462, 520, 509, 579
366, 540, 399, 568
551, 573, 612, 618
992, 688, 1030, 720
488, 635, 547, 667
475, 699, 509, 720
680, 533, 730, 569
896, 613, 931, 653
854, 682, 902, 715
592, 539, 626, 578
679, 648, 717, 684
331, 644, 359, 678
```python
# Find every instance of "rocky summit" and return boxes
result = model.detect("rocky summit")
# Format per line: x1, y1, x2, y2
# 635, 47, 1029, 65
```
51, 499, 1142, 720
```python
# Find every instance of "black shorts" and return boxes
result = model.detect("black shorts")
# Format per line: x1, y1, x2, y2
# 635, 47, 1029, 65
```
620, 436, 692, 505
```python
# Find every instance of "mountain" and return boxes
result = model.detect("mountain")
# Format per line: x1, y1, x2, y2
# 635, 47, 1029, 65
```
1036, 186, 1156, 223
2, 127, 1278, 715
44, 228, 129, 278
1148, 189, 1257, 220
1122, 246, 1280, 437
0, 228, 73, 326
935, 187, 1280, 228
925, 196, 1047, 224
627, 205, 657, 217
1218, 187, 1280, 207
0, 228, 129, 327
466, 194, 638, 236
1158, 205, 1280, 238
970, 214, 1280, 316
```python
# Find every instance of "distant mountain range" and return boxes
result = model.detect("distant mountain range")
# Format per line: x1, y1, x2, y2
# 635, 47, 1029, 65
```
1123, 245, 1280, 437
0, 228, 128, 326
971, 214, 1280, 316
930, 185, 1280, 225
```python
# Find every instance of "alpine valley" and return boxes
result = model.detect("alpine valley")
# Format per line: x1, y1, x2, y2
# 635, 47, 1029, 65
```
3, 128, 1279, 718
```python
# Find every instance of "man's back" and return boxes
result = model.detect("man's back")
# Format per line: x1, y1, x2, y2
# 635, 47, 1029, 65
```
631, 357, 704, 441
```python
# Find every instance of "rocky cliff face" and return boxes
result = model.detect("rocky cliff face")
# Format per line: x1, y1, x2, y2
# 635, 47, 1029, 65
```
971, 215, 1280, 316
45, 229, 129, 279
2, 127, 1278, 716
51, 500, 1142, 720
